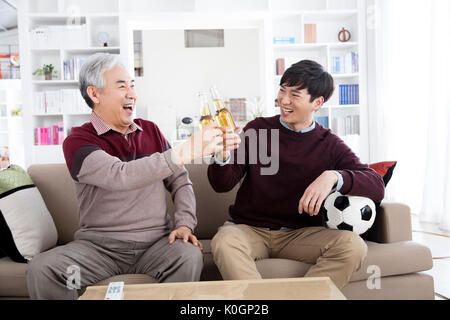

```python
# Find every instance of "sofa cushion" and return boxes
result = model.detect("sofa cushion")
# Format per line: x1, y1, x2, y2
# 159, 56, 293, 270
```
351, 241, 433, 281
200, 240, 433, 283
27, 164, 79, 245
0, 165, 58, 262
0, 257, 28, 297
169, 164, 239, 240
369, 161, 397, 187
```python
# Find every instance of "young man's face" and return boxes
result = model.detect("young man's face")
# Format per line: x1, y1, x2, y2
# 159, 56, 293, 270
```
91, 64, 137, 133
277, 84, 323, 131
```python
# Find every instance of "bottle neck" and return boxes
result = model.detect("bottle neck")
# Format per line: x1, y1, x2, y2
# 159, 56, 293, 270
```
213, 98, 225, 111
201, 103, 211, 117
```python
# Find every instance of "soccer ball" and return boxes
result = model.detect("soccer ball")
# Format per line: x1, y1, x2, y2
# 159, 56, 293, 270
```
323, 192, 376, 235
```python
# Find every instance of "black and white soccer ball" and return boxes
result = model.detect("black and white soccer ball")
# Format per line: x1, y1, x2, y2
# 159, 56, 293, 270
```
323, 192, 376, 235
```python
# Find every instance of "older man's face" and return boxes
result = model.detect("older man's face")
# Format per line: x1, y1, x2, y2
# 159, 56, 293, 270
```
94, 64, 137, 133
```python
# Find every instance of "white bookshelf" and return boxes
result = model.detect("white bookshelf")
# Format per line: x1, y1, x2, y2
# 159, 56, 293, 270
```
18, 0, 368, 165
0, 80, 25, 169
269, 0, 368, 160
18, 0, 121, 165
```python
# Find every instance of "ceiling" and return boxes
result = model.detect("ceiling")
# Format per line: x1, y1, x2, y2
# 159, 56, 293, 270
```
0, 0, 17, 32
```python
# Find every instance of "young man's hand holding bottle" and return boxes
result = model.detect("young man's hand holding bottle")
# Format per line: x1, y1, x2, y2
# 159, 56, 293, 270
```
215, 126, 242, 163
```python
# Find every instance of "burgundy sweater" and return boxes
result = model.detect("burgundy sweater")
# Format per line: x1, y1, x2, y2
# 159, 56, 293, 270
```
208, 115, 385, 230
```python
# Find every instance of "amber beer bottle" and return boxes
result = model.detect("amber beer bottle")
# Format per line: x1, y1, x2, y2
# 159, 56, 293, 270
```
210, 86, 236, 130
198, 92, 213, 129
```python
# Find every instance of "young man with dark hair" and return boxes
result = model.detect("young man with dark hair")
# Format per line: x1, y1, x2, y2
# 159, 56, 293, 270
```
208, 60, 385, 289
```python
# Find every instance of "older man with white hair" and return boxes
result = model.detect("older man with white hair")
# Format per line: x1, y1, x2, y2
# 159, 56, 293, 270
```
26, 53, 237, 300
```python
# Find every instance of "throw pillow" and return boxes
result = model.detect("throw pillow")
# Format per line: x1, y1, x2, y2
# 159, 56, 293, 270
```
0, 165, 58, 263
369, 161, 397, 187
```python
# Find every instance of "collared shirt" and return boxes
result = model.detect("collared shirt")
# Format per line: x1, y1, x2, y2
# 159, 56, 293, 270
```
279, 118, 316, 133
90, 112, 143, 139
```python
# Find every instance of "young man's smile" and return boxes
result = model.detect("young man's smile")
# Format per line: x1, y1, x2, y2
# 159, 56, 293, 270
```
277, 84, 323, 131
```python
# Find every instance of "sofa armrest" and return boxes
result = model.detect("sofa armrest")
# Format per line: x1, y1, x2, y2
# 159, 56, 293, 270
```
366, 201, 413, 243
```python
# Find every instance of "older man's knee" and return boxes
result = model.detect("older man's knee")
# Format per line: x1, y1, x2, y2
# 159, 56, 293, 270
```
173, 240, 203, 268
27, 251, 57, 280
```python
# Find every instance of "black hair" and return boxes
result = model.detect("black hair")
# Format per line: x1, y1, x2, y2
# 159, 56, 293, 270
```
280, 60, 334, 103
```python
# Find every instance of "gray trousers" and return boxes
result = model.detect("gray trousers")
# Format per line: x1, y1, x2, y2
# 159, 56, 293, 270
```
26, 232, 203, 300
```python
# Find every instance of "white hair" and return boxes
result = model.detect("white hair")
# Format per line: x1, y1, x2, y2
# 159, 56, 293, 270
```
79, 53, 124, 109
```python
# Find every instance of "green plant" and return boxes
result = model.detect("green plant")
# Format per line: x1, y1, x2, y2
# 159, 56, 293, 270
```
33, 64, 56, 77
11, 108, 22, 117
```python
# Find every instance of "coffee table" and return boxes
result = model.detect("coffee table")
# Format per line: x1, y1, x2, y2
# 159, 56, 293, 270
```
79, 277, 346, 300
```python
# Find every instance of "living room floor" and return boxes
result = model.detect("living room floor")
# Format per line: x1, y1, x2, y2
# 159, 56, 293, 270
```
411, 214, 450, 300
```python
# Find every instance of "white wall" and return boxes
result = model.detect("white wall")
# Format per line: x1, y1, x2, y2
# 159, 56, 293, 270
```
134, 28, 261, 126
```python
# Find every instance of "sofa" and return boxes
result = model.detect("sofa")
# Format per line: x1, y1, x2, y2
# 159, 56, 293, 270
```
0, 163, 434, 300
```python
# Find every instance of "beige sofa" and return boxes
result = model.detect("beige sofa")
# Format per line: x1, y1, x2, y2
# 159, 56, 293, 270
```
0, 163, 434, 299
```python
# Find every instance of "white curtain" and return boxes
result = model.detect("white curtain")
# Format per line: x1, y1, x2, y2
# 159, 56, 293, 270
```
368, 0, 450, 231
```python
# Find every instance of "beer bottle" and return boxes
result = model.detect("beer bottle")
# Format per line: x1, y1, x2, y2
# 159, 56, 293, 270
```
210, 85, 236, 130
198, 92, 213, 129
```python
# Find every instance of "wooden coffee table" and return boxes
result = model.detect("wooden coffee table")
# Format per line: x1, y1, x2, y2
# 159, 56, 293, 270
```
79, 277, 346, 300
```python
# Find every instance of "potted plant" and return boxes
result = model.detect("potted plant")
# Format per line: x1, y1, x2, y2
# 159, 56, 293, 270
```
33, 64, 56, 80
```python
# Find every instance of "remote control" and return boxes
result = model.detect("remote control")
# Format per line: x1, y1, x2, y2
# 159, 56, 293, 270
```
104, 281, 124, 300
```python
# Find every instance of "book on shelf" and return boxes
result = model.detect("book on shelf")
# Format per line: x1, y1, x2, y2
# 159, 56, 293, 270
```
304, 24, 317, 43
338, 84, 359, 105
33, 89, 90, 114
34, 122, 64, 146
276, 58, 285, 75
332, 52, 359, 74
332, 115, 360, 136
63, 57, 86, 81
273, 37, 295, 44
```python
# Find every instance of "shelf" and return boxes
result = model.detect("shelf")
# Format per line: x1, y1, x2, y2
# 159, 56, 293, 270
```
28, 13, 119, 20
31, 47, 120, 52
324, 104, 360, 109
33, 144, 62, 147
275, 74, 360, 81
332, 73, 359, 79
274, 43, 327, 50
33, 113, 90, 116
328, 42, 359, 48
274, 42, 358, 50
272, 9, 358, 18
64, 47, 120, 53
32, 80, 79, 85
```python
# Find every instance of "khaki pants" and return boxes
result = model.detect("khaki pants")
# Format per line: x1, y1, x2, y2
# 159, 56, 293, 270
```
210, 222, 367, 289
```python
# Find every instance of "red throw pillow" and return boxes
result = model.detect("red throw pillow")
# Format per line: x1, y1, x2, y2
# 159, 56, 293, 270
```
369, 161, 397, 186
